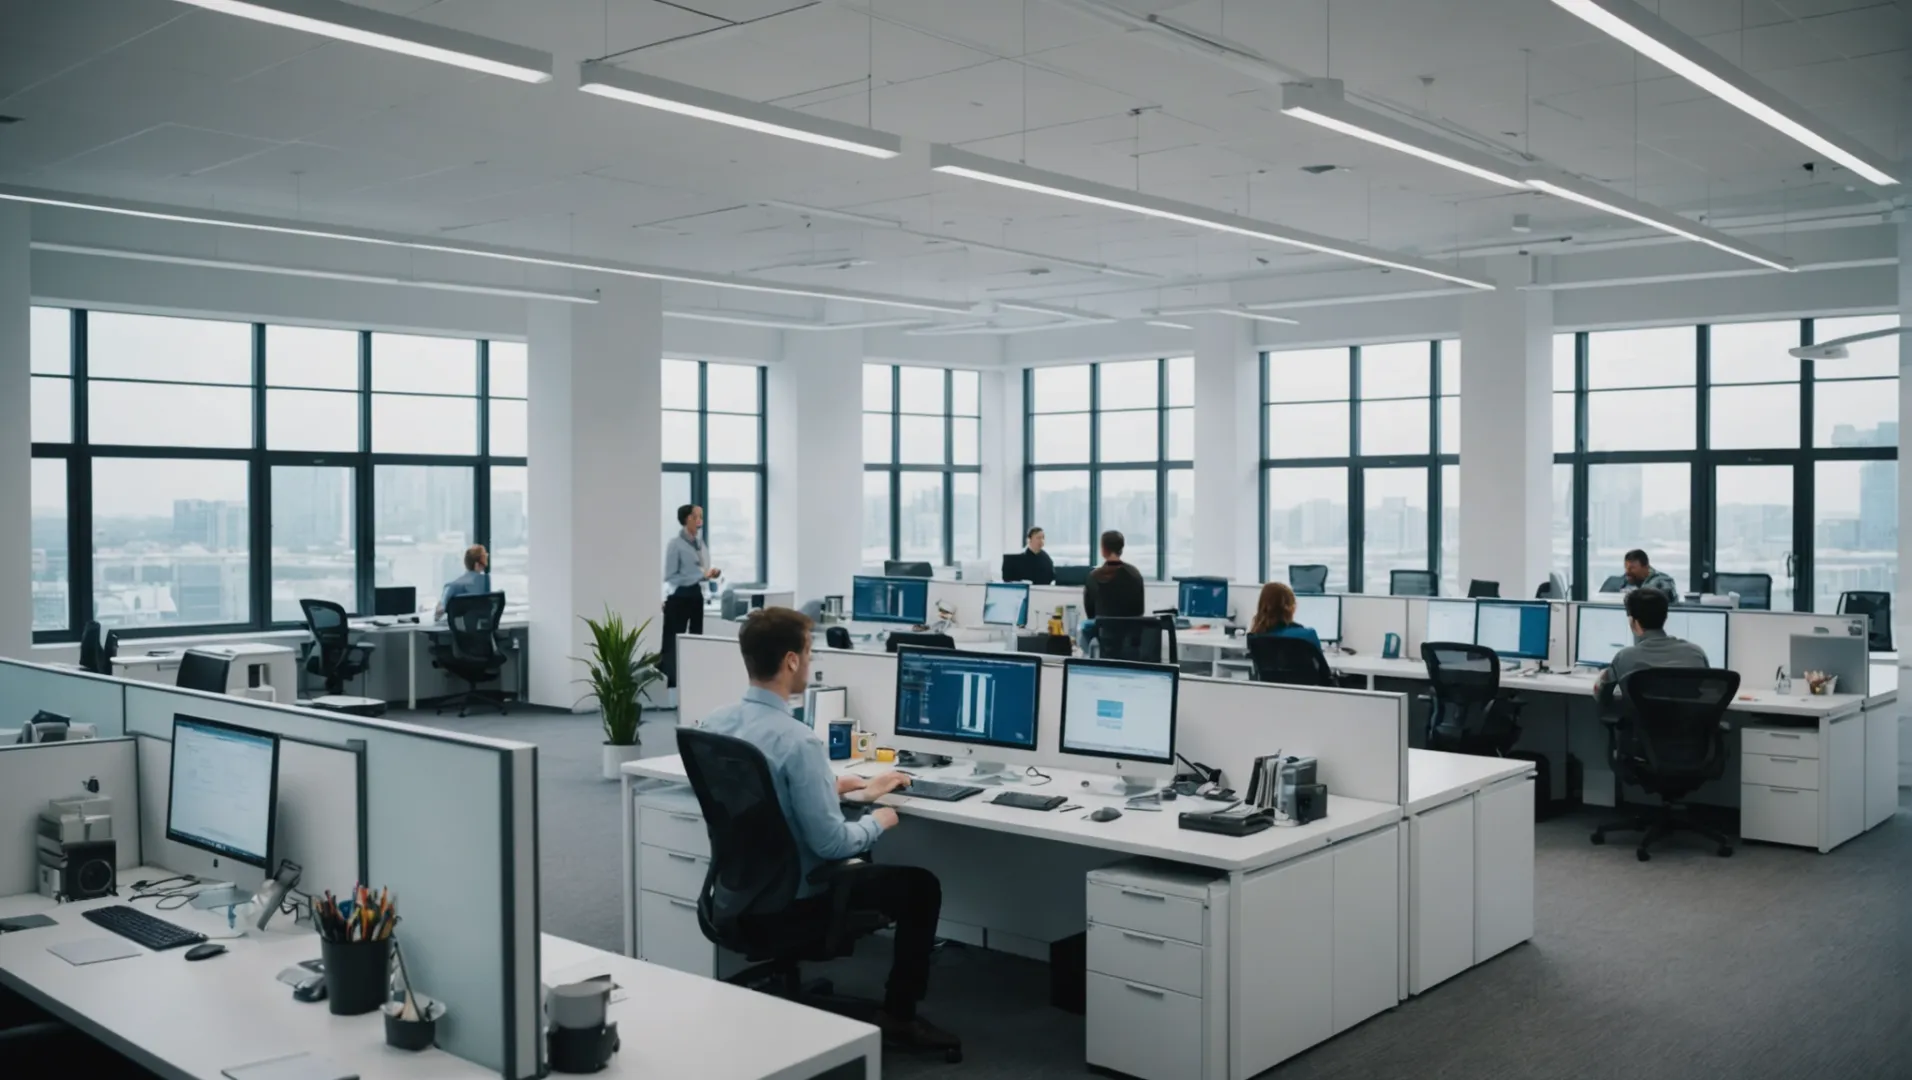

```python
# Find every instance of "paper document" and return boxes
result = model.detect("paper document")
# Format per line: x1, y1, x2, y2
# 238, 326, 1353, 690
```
221, 1051, 359, 1080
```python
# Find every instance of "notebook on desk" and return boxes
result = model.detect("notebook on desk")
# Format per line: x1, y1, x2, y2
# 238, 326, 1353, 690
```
222, 1052, 358, 1080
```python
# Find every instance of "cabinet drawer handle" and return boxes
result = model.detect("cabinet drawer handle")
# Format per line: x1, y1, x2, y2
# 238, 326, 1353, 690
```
668, 813, 702, 824
667, 898, 698, 910
1766, 787, 1802, 795
666, 852, 699, 863
1124, 982, 1167, 998
1120, 930, 1166, 946
1118, 889, 1166, 902
1767, 756, 1798, 765
1766, 733, 1801, 740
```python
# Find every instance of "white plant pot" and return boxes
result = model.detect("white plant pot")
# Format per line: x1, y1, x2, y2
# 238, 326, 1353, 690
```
602, 741, 644, 780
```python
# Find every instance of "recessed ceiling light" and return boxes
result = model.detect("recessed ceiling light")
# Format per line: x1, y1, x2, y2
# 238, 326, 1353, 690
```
168, 0, 553, 82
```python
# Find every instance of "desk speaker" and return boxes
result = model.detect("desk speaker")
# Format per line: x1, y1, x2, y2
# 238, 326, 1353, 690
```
42, 839, 116, 901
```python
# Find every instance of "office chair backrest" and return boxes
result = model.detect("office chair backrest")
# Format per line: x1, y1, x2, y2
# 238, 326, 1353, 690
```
1467, 579, 1500, 599
1391, 570, 1438, 597
883, 561, 934, 578
1599, 575, 1627, 593
885, 631, 953, 653
102, 630, 120, 666
1015, 633, 1073, 657
675, 728, 804, 945
175, 649, 231, 694
824, 626, 853, 650
1288, 564, 1330, 595
1096, 616, 1179, 666
1837, 591, 1893, 652
1420, 642, 1519, 749
1052, 564, 1091, 587
300, 599, 353, 673
445, 592, 507, 661
1246, 635, 1336, 687
1714, 572, 1771, 611
78, 620, 106, 675
1619, 667, 1739, 783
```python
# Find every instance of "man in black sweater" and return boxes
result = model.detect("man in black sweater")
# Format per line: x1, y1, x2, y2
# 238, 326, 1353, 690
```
1083, 530, 1145, 619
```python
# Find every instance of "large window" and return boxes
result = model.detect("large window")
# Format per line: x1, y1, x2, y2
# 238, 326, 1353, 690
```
1024, 359, 1191, 579
866, 365, 981, 568
28, 308, 528, 639
1554, 317, 1897, 608
662, 359, 766, 586
1260, 342, 1456, 592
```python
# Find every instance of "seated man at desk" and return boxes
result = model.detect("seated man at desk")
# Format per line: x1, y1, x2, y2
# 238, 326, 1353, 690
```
1082, 530, 1145, 620
434, 544, 491, 619
1016, 526, 1056, 586
1621, 548, 1679, 601
1594, 588, 1710, 711
700, 608, 960, 1053
1249, 582, 1321, 649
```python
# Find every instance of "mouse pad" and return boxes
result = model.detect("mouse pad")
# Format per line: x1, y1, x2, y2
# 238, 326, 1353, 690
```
49, 937, 143, 965
0, 914, 58, 932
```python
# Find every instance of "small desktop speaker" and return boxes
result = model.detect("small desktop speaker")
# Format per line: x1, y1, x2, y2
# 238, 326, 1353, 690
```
41, 839, 117, 901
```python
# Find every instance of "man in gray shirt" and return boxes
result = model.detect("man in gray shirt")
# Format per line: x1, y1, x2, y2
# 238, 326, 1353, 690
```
661, 504, 718, 686
1622, 548, 1679, 602
1594, 588, 1711, 712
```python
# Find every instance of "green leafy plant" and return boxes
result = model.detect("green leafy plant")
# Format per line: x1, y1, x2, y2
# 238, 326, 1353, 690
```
575, 609, 664, 746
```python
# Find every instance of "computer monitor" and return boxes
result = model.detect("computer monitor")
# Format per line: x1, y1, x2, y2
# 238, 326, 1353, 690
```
1176, 577, 1230, 620
1052, 565, 1091, 587
175, 649, 232, 694
982, 583, 1030, 627
890, 647, 1043, 777
167, 714, 280, 870
1293, 594, 1342, 645
374, 586, 416, 617
1424, 599, 1477, 646
851, 575, 928, 624
884, 560, 934, 579
1475, 600, 1550, 661
1664, 607, 1729, 667
1059, 658, 1179, 795
1573, 604, 1632, 668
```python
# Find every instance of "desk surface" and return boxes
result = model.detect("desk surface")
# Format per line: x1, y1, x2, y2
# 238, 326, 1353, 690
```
0, 871, 875, 1080
1405, 750, 1534, 815
626, 754, 1401, 874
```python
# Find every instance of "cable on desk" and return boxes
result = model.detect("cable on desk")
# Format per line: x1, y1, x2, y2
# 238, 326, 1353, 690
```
1023, 765, 1053, 786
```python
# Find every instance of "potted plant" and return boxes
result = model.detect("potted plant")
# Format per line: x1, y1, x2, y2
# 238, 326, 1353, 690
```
577, 608, 664, 780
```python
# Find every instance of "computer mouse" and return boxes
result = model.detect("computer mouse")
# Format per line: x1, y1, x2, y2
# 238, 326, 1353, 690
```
185, 943, 227, 961
292, 977, 328, 1002
1087, 807, 1123, 823
1160, 789, 1178, 802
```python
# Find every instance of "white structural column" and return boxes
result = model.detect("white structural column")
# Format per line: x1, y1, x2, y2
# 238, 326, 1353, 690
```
526, 283, 664, 709
773, 330, 863, 604
1192, 314, 1259, 582
1459, 256, 1555, 594
1897, 216, 1909, 786
0, 205, 28, 659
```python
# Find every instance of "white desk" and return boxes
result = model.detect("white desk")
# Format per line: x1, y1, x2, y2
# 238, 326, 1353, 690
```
1402, 750, 1535, 996
111, 644, 298, 702
623, 753, 1403, 1080
345, 618, 529, 710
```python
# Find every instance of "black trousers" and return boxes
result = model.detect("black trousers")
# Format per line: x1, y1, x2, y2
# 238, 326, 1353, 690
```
660, 585, 704, 687
846, 864, 942, 1019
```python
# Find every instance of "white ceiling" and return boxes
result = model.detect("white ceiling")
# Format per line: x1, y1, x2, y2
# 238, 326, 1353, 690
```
0, 0, 1903, 323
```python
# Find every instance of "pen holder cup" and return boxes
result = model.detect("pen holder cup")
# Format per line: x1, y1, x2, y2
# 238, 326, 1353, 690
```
383, 997, 445, 1051
321, 937, 392, 1016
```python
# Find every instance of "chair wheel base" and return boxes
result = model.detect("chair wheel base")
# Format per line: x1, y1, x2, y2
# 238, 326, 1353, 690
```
945, 1048, 963, 1064
1590, 833, 1606, 845
1635, 849, 1650, 862
1717, 845, 1733, 857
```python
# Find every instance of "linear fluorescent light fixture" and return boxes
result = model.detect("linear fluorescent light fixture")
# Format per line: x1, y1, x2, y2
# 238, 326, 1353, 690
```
579, 62, 902, 159
1522, 171, 1794, 272
1549, 0, 1896, 185
1156, 306, 1301, 326
1280, 79, 1527, 189
1146, 320, 1193, 330
664, 310, 930, 332
930, 144, 1494, 290
0, 184, 971, 314
169, 0, 552, 82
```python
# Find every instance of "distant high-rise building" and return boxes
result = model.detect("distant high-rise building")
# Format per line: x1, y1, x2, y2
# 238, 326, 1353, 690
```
1858, 460, 1897, 551
172, 499, 247, 551
273, 468, 348, 550
1587, 466, 1643, 549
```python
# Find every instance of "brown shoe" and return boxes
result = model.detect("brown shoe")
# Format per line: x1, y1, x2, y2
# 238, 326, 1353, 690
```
877, 1010, 962, 1057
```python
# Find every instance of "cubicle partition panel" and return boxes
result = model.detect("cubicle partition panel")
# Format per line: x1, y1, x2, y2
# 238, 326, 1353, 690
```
1342, 595, 1410, 656
1546, 601, 1570, 670
0, 738, 142, 895
0, 658, 128, 737
1730, 611, 1870, 687
1176, 677, 1408, 805
119, 683, 542, 1080
675, 634, 747, 728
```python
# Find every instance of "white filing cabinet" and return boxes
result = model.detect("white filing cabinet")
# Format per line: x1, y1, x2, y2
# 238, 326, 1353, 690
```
1739, 718, 1864, 853
1863, 706, 1899, 831
1407, 777, 1534, 996
1085, 861, 1230, 1080
629, 786, 745, 978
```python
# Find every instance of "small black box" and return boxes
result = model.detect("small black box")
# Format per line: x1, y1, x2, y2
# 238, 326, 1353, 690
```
1293, 784, 1328, 825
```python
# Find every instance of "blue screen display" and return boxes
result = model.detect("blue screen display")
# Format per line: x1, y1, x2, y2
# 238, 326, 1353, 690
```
982, 583, 1030, 626
893, 648, 1041, 751
1475, 601, 1550, 660
852, 576, 927, 624
1178, 578, 1229, 619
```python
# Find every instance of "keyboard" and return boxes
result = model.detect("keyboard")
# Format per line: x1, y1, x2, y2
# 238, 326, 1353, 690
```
990, 791, 1067, 811
899, 779, 984, 802
81, 905, 207, 951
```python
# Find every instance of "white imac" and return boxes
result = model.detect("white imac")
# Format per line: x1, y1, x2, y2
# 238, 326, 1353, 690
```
1573, 604, 1633, 669
1293, 594, 1342, 645
981, 583, 1031, 627
1058, 658, 1179, 797
1663, 607, 1729, 667
889, 647, 1047, 779
1424, 599, 1478, 646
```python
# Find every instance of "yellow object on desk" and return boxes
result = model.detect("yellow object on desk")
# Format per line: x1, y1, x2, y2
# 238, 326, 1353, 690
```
874, 747, 896, 763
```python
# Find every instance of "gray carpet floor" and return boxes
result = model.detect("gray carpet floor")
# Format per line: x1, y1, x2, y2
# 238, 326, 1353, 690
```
407, 704, 1911, 1079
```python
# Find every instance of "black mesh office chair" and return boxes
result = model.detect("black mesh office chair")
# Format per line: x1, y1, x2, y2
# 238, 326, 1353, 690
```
675, 728, 961, 1062
1420, 642, 1523, 756
1288, 565, 1330, 595
1015, 633, 1073, 657
1095, 616, 1179, 665
1467, 580, 1501, 599
884, 631, 953, 653
1591, 667, 1740, 861
1714, 572, 1771, 611
1599, 575, 1627, 593
1837, 591, 1893, 652
78, 621, 107, 675
299, 599, 377, 696
1247, 636, 1336, 688
174, 650, 232, 694
824, 626, 853, 650
430, 592, 511, 717
1391, 570, 1438, 597
883, 561, 934, 578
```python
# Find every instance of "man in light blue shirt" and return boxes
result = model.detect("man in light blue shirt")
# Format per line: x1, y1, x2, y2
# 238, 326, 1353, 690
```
661, 505, 717, 686
435, 545, 491, 619
699, 607, 957, 1052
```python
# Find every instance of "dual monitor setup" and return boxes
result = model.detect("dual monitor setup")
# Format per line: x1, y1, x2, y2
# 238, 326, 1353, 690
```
1572, 603, 1729, 669
1422, 597, 1731, 669
850, 576, 1032, 628
891, 646, 1178, 793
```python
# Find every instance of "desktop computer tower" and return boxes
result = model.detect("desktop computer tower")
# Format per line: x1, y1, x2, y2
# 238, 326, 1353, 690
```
37, 839, 117, 901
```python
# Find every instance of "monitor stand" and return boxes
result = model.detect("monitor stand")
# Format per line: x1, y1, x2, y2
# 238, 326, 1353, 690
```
964, 760, 1018, 786
895, 750, 951, 770
1085, 775, 1160, 800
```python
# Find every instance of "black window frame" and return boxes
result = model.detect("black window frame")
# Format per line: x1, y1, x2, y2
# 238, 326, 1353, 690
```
661, 359, 770, 585
865, 364, 982, 568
